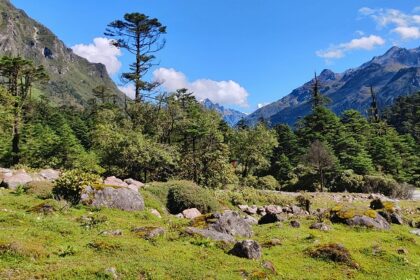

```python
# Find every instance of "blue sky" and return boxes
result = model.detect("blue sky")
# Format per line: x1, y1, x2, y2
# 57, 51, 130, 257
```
11, 0, 420, 113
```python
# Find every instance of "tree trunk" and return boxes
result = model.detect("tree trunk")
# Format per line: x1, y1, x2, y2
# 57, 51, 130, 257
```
12, 102, 20, 165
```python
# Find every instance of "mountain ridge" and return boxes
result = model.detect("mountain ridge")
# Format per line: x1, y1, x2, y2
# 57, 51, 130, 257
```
201, 98, 246, 126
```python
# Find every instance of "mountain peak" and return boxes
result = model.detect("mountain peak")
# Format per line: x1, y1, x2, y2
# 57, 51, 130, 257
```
319, 69, 337, 81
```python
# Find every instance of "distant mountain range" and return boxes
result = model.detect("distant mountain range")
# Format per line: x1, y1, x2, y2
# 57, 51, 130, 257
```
245, 46, 420, 126
0, 0, 125, 107
201, 99, 246, 126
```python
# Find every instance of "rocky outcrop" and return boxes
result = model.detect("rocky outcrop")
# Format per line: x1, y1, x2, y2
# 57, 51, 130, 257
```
0, 169, 60, 190
208, 211, 253, 238
229, 240, 262, 259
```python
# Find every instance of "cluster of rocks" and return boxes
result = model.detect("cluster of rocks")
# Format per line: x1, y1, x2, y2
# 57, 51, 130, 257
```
0, 168, 60, 190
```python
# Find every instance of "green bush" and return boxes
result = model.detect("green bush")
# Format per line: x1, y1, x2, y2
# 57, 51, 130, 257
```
166, 180, 219, 214
52, 170, 100, 205
256, 175, 279, 190
330, 170, 364, 192
26, 181, 54, 199
362, 175, 414, 199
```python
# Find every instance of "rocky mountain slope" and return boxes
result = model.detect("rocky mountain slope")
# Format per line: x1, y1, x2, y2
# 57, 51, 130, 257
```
246, 46, 420, 126
201, 98, 246, 126
0, 0, 125, 107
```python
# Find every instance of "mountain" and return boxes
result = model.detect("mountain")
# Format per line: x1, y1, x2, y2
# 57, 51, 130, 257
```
201, 98, 246, 126
0, 0, 125, 107
246, 46, 420, 126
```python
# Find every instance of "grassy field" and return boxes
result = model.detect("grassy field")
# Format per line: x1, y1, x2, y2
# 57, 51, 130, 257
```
0, 187, 419, 280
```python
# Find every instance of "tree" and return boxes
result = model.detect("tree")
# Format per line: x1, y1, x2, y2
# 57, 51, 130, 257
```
105, 13, 167, 102
368, 86, 380, 123
92, 85, 114, 104
0, 56, 48, 164
304, 140, 336, 192
311, 73, 330, 109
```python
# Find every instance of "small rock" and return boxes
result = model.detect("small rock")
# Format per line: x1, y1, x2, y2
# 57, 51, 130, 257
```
238, 205, 248, 212
182, 208, 202, 219
262, 260, 276, 274
408, 220, 420, 228
265, 205, 282, 214
257, 206, 266, 215
290, 220, 300, 228
258, 213, 285, 225
397, 248, 408, 255
244, 205, 258, 215
100, 230, 123, 236
175, 213, 185, 218
310, 222, 331, 231
262, 238, 282, 248
185, 227, 235, 243
105, 267, 118, 279
410, 229, 420, 236
132, 227, 165, 239
150, 209, 162, 218
229, 240, 262, 259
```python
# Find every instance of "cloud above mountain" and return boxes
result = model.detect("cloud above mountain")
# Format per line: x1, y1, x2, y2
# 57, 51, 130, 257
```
72, 37, 122, 75
153, 67, 249, 107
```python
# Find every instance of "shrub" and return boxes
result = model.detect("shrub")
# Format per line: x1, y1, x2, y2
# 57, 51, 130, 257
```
52, 170, 100, 205
256, 175, 279, 190
166, 180, 219, 214
296, 192, 312, 212
362, 175, 414, 199
308, 243, 358, 268
240, 176, 258, 188
26, 181, 54, 199
330, 170, 364, 192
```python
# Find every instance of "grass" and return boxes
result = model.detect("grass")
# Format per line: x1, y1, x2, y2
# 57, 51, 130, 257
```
0, 188, 419, 279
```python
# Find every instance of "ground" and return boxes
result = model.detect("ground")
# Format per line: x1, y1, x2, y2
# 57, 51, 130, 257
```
0, 187, 419, 280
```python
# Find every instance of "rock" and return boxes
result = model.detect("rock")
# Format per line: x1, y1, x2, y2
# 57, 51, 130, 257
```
258, 213, 285, 225
104, 176, 128, 188
310, 222, 331, 231
124, 178, 144, 188
150, 209, 162, 218
291, 205, 305, 215
81, 186, 145, 211
229, 240, 262, 259
244, 205, 258, 215
182, 208, 202, 219
397, 248, 408, 255
132, 226, 165, 239
38, 169, 60, 181
175, 213, 185, 218
209, 211, 253, 238
1, 171, 32, 190
257, 206, 266, 215
262, 260, 276, 274
346, 215, 390, 230
104, 267, 119, 279
238, 205, 248, 212
265, 205, 282, 214
408, 220, 420, 228
262, 238, 282, 248
370, 198, 385, 210
185, 227, 235, 243
410, 229, 420, 236
290, 220, 300, 228
243, 215, 258, 225
100, 229, 123, 236
378, 211, 403, 225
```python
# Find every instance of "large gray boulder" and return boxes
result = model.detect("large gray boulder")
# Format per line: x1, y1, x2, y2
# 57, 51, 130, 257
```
258, 213, 285, 225
346, 215, 390, 230
38, 169, 60, 181
209, 211, 253, 238
81, 186, 144, 211
182, 208, 202, 219
229, 240, 262, 259
104, 176, 128, 188
185, 227, 235, 243
1, 171, 32, 190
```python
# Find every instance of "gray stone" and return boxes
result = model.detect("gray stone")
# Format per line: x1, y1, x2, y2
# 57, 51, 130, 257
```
290, 220, 300, 228
132, 226, 165, 239
1, 171, 32, 190
244, 205, 258, 215
346, 215, 390, 230
124, 178, 144, 188
309, 222, 331, 231
38, 169, 60, 181
238, 205, 248, 212
182, 208, 202, 219
243, 215, 258, 225
185, 227, 235, 243
104, 267, 119, 280
104, 176, 128, 188
265, 205, 282, 214
175, 213, 185, 218
410, 229, 420, 236
81, 186, 144, 211
150, 208, 162, 218
209, 211, 253, 238
229, 240, 262, 259
258, 213, 285, 225
100, 229, 123, 236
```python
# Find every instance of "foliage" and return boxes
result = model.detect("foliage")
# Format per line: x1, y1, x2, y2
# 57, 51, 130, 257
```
166, 180, 219, 214
256, 175, 279, 190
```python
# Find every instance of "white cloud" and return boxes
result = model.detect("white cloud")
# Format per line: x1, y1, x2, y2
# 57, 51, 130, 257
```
72, 37, 122, 75
316, 35, 385, 60
118, 84, 135, 99
359, 7, 420, 40
153, 68, 249, 107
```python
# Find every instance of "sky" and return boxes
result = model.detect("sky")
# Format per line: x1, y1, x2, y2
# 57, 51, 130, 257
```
11, 0, 420, 113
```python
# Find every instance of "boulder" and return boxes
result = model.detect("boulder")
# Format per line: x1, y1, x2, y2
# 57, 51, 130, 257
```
81, 186, 144, 211
182, 208, 202, 219
346, 215, 390, 230
265, 205, 282, 214
410, 229, 420, 236
209, 211, 253, 238
124, 178, 144, 188
243, 215, 258, 225
258, 213, 285, 225
229, 240, 262, 259
185, 227, 235, 243
310, 222, 331, 231
150, 209, 162, 218
244, 205, 258, 215
38, 169, 60, 181
378, 211, 403, 225
238, 205, 248, 212
1, 171, 32, 190
262, 260, 276, 274
290, 220, 300, 228
104, 176, 128, 188
132, 226, 165, 239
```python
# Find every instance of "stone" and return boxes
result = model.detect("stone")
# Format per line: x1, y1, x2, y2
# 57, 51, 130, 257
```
290, 220, 300, 228
81, 186, 144, 211
310, 222, 331, 231
1, 171, 32, 190
175, 213, 185, 218
346, 215, 390, 230
182, 208, 202, 219
390, 213, 403, 225
229, 240, 262, 259
291, 205, 304, 215
104, 176, 128, 188
100, 229, 123, 236
262, 260, 276, 274
262, 238, 282, 248
238, 205, 248, 212
124, 178, 144, 188
265, 205, 282, 214
209, 211, 253, 238
257, 206, 266, 215
397, 248, 408, 255
105, 267, 118, 279
38, 169, 60, 181
244, 205, 258, 215
410, 229, 420, 236
243, 215, 258, 225
132, 226, 165, 239
150, 209, 162, 218
185, 227, 235, 243
258, 213, 285, 225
